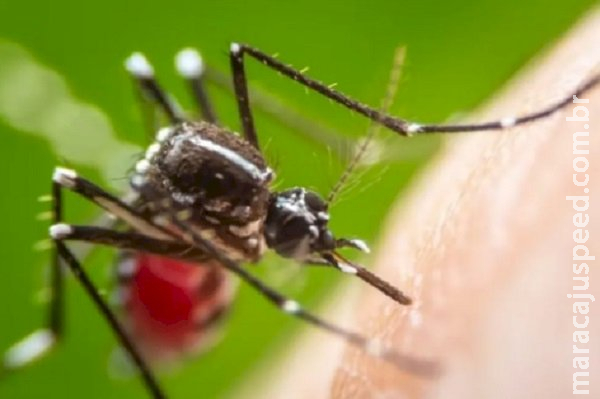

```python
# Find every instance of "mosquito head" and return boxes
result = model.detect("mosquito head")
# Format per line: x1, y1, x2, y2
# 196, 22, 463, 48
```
264, 188, 335, 259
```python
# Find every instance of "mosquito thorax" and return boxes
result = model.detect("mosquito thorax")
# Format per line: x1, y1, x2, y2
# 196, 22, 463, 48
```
264, 188, 335, 259
131, 121, 274, 261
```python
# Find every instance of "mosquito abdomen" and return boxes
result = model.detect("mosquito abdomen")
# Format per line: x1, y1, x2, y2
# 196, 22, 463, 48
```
115, 253, 234, 363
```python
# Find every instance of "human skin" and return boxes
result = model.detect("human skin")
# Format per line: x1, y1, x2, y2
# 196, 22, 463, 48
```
249, 9, 600, 399
330, 9, 600, 399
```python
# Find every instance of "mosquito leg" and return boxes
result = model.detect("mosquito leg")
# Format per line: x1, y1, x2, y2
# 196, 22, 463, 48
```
167, 216, 436, 377
2, 183, 65, 374
204, 66, 352, 157
51, 240, 165, 399
46, 167, 434, 376
229, 43, 260, 149
125, 52, 185, 125
4, 176, 166, 397
2, 185, 142, 374
1, 182, 174, 399
48, 182, 63, 340
175, 48, 219, 124
51, 224, 209, 263
230, 43, 600, 135
45, 171, 166, 397
133, 81, 162, 142
52, 167, 172, 240
205, 65, 436, 167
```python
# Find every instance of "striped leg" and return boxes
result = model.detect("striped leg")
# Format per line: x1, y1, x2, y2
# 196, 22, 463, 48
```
3, 169, 168, 399
228, 43, 600, 136
175, 48, 219, 124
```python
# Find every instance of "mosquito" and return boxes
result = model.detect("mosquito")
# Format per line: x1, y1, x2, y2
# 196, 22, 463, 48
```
3, 43, 599, 399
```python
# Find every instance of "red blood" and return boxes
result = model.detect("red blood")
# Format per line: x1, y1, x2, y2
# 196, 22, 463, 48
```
120, 253, 232, 362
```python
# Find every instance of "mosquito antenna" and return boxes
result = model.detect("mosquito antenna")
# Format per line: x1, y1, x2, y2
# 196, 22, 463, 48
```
335, 163, 391, 205
327, 47, 406, 205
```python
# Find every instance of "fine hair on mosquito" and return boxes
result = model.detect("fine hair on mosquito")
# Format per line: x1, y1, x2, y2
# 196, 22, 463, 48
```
2, 42, 600, 399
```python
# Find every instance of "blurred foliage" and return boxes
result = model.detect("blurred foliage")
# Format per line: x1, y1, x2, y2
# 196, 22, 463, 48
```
0, 0, 596, 398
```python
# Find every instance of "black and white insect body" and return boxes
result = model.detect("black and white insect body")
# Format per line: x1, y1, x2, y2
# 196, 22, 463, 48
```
133, 121, 273, 262
131, 119, 362, 265
3, 43, 599, 399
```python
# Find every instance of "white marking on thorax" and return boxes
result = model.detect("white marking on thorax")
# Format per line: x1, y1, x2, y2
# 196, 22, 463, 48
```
130, 174, 146, 188
174, 132, 271, 182
145, 142, 161, 160
228, 220, 261, 238
171, 191, 197, 205
156, 126, 172, 142
135, 159, 150, 174
204, 200, 230, 213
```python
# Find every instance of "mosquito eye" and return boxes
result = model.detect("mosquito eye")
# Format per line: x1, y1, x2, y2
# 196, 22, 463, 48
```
320, 230, 335, 249
281, 217, 310, 241
264, 214, 313, 259
304, 191, 327, 212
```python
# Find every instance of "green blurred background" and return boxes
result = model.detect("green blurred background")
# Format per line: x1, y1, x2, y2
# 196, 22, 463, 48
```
0, 1, 596, 398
